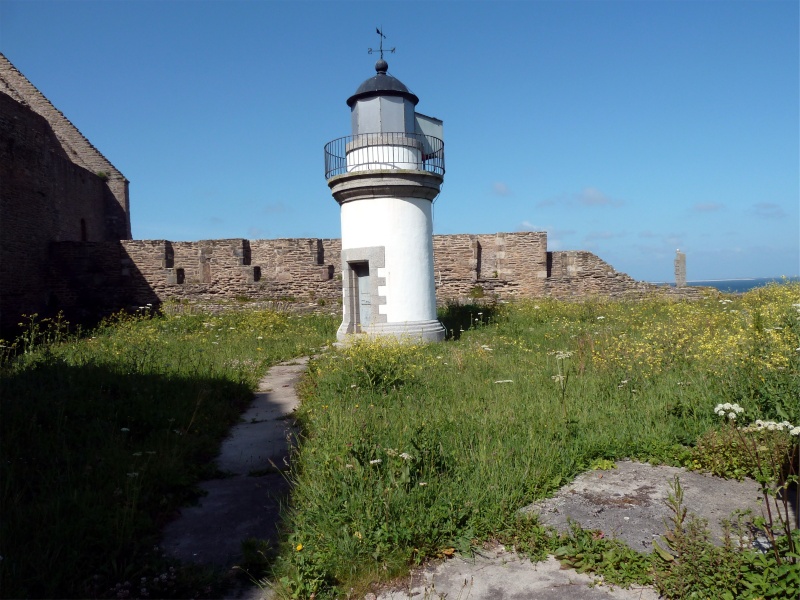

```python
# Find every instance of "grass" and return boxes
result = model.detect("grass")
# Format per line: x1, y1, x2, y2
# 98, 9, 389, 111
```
274, 283, 800, 598
2, 283, 798, 599
0, 308, 336, 598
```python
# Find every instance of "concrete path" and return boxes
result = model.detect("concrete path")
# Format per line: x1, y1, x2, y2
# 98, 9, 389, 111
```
161, 357, 308, 568
375, 549, 659, 600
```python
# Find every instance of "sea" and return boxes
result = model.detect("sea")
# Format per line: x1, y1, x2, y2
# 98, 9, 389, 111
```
651, 276, 800, 294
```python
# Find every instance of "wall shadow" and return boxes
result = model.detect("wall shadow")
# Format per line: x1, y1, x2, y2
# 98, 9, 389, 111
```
0, 358, 288, 598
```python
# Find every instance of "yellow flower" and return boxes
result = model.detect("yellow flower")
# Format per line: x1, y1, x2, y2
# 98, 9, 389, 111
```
296, 543, 303, 551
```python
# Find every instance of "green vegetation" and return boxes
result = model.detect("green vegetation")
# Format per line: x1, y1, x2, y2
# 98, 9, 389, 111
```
0, 309, 336, 598
274, 284, 799, 598
2, 283, 798, 599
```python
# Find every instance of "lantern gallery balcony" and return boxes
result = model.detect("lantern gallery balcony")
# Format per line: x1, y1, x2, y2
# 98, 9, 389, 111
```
324, 132, 444, 180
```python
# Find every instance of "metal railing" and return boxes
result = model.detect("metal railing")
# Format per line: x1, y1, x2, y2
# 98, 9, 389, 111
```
324, 132, 445, 179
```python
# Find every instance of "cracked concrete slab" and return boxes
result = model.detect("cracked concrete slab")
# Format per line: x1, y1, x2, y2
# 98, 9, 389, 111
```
521, 460, 781, 552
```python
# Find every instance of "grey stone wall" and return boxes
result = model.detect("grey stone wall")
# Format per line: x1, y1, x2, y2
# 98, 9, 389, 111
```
37, 233, 705, 326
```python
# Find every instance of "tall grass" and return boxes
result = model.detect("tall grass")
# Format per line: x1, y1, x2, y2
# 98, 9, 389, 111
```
0, 308, 336, 598
276, 284, 800, 598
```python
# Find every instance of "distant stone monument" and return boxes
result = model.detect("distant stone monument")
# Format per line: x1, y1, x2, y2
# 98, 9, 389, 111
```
674, 250, 687, 287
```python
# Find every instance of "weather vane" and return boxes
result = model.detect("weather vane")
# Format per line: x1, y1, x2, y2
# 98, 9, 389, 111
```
368, 27, 395, 60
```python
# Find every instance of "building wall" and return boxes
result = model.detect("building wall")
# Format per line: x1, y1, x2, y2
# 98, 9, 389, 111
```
0, 53, 132, 331
39, 233, 703, 326
0, 54, 130, 238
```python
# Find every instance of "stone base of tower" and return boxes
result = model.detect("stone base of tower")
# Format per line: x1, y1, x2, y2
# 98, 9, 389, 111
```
337, 319, 445, 344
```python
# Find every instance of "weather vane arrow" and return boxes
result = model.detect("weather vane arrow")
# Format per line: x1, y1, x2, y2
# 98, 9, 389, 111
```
368, 27, 395, 60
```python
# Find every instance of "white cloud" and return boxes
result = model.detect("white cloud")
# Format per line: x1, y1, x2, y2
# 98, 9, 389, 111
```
692, 202, 724, 213
263, 202, 289, 214
492, 182, 511, 196
577, 187, 623, 207
752, 202, 787, 219
537, 187, 624, 209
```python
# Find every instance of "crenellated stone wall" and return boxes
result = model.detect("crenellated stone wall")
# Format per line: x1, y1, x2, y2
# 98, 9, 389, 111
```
38, 232, 705, 327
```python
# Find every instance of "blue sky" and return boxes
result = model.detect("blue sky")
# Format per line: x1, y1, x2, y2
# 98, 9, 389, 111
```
2, 0, 798, 281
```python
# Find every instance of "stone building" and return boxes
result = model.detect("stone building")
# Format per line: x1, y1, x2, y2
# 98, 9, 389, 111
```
0, 53, 130, 331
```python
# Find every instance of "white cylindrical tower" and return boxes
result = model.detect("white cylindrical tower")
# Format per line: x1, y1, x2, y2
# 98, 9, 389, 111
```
324, 58, 446, 342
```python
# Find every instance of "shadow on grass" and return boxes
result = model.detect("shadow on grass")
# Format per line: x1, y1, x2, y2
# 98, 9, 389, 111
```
438, 302, 502, 340
0, 359, 260, 599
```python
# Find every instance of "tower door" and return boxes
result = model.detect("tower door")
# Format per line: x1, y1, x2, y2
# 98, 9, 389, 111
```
352, 262, 371, 330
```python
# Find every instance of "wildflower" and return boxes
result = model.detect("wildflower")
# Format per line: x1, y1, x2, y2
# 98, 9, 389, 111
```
345, 464, 354, 469
790, 426, 800, 436
551, 375, 566, 383
728, 412, 737, 420
419, 482, 428, 486
369, 459, 382, 465
354, 531, 362, 540
295, 543, 303, 551
399, 452, 413, 461
597, 316, 605, 320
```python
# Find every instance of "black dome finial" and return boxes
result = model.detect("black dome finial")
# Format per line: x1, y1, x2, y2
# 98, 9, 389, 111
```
375, 58, 388, 74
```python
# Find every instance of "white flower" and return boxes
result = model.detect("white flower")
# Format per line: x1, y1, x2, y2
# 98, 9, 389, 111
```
419, 482, 427, 486
369, 459, 382, 465
790, 427, 800, 436
399, 452, 413, 461
728, 412, 737, 420
597, 316, 605, 320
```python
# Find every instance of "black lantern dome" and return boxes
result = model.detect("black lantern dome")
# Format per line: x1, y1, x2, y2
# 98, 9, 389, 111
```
346, 60, 419, 108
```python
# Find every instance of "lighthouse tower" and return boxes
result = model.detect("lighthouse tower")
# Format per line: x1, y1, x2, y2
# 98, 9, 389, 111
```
324, 51, 446, 343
